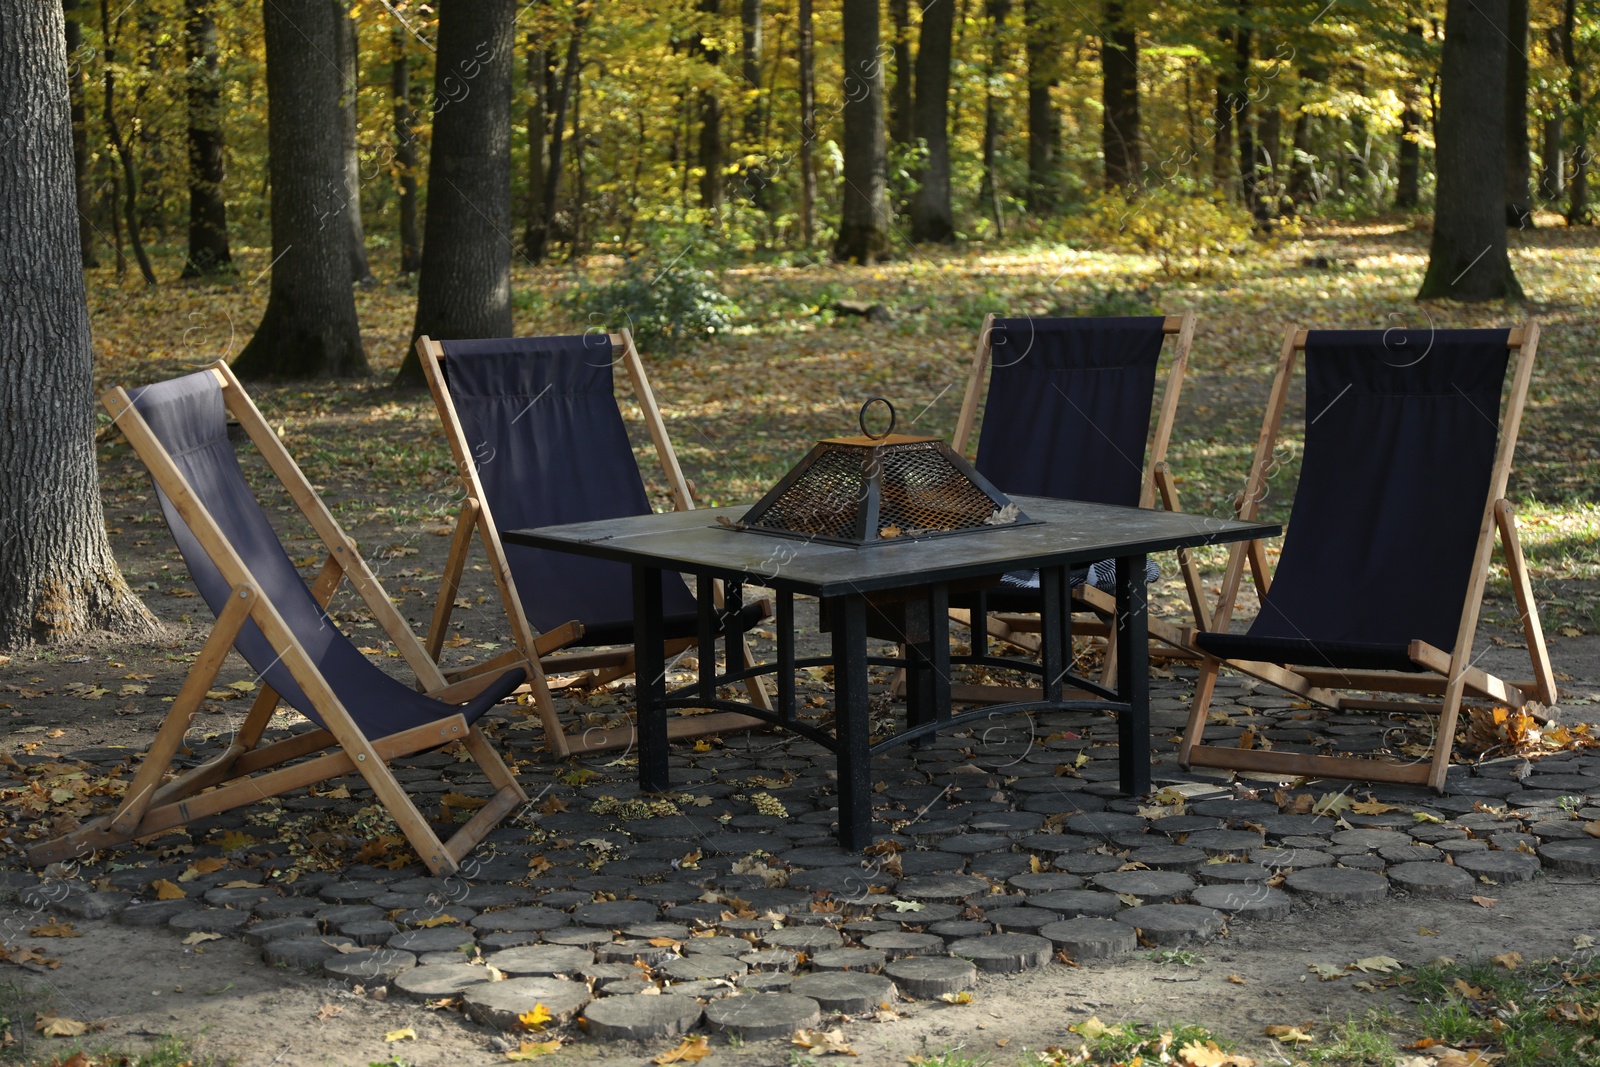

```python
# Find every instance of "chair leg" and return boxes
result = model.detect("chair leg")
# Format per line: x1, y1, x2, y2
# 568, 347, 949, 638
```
1496, 500, 1558, 706
425, 501, 477, 661
1178, 656, 1223, 768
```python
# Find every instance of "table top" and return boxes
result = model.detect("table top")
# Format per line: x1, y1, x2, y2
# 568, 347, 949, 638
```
505, 496, 1277, 598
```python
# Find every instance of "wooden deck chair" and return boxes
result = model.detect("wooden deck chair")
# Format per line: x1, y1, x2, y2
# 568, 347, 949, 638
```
29, 363, 528, 876
939, 312, 1210, 698
1178, 324, 1557, 790
418, 331, 773, 758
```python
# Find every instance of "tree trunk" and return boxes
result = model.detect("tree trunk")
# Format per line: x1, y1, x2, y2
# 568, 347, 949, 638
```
797, 0, 816, 246
1396, 26, 1423, 209
0, 0, 155, 648
396, 0, 515, 384
738, 0, 770, 214
181, 0, 233, 277
1540, 114, 1564, 201
393, 24, 421, 273
335, 1, 374, 283
528, 11, 585, 263
909, 0, 954, 241
522, 25, 548, 259
1286, 107, 1314, 206
63, 0, 97, 267
1023, 0, 1060, 213
1211, 35, 1234, 187
834, 0, 889, 262
696, 0, 724, 212
979, 0, 1008, 234
1417, 0, 1522, 301
100, 0, 156, 285
889, 0, 913, 148
1256, 103, 1280, 217
1100, 0, 1140, 188
233, 0, 368, 378
1561, 0, 1589, 225
1234, 10, 1257, 214
1505, 0, 1532, 227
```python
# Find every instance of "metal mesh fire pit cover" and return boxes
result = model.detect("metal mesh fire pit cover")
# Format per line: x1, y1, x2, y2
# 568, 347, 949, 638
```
736, 398, 1034, 547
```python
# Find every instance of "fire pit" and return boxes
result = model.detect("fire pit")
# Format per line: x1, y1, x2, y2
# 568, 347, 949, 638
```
737, 398, 1035, 547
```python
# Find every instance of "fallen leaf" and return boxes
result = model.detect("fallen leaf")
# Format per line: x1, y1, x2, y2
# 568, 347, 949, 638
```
1349, 956, 1403, 974
314, 1003, 343, 1021
28, 923, 79, 938
1470, 896, 1498, 909
506, 1039, 563, 1060
792, 1028, 856, 1056
1413, 812, 1444, 824
181, 931, 222, 945
1226, 974, 1246, 984
1419, 928, 1439, 937
1452, 979, 1488, 1001
1263, 1024, 1313, 1043
34, 1013, 88, 1038
151, 879, 186, 900
1576, 935, 1596, 949
520, 1004, 552, 1031
1309, 962, 1345, 980
416, 915, 463, 928
384, 1027, 417, 1043
1351, 799, 1398, 814
1311, 792, 1353, 817
1177, 1038, 1255, 1066
655, 1034, 714, 1063
939, 991, 973, 1005
1071, 1016, 1122, 1039
1492, 951, 1522, 971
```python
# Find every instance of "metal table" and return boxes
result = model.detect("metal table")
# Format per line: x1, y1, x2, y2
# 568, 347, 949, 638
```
507, 496, 1275, 849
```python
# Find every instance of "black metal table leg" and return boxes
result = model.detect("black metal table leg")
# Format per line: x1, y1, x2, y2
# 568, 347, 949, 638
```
721, 575, 745, 682
830, 594, 872, 850
696, 574, 718, 701
1115, 554, 1151, 797
1039, 565, 1068, 703
633, 564, 669, 793
777, 590, 796, 726
904, 596, 933, 738
927, 583, 951, 727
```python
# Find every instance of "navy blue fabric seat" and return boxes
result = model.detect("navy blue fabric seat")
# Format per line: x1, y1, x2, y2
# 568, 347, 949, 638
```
130, 372, 525, 734
438, 336, 764, 646
1193, 329, 1510, 673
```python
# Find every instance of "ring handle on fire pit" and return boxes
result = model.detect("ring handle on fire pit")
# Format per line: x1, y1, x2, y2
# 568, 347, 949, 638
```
859, 397, 896, 441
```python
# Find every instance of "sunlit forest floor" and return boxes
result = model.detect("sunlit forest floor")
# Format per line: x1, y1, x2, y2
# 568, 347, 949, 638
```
87, 217, 1600, 634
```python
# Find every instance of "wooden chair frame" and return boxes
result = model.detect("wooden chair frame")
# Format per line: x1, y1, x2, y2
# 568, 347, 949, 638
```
1178, 323, 1558, 790
419, 330, 771, 759
30, 362, 526, 876
938, 312, 1209, 698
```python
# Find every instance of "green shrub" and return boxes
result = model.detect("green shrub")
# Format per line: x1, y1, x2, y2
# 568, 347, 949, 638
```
562, 255, 738, 355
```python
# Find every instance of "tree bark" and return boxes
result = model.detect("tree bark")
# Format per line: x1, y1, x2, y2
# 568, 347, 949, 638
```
393, 24, 421, 273
181, 0, 233, 277
1505, 0, 1532, 227
1234, 9, 1257, 215
1256, 103, 1280, 216
1540, 113, 1563, 201
1100, 0, 1141, 188
739, 0, 768, 211
834, 0, 889, 262
1286, 107, 1314, 206
1396, 25, 1423, 209
522, 24, 548, 259
979, 0, 1008, 234
909, 0, 954, 241
0, 0, 155, 648
1023, 0, 1060, 213
1417, 0, 1522, 301
696, 0, 724, 212
100, 0, 156, 285
233, 0, 368, 378
334, 1, 374, 283
1212, 31, 1234, 187
797, 0, 817, 246
888, 0, 913, 148
1560, 0, 1589, 225
63, 0, 98, 267
395, 0, 515, 384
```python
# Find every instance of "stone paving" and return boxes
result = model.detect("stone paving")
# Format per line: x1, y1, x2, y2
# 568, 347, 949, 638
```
6, 666, 1600, 1045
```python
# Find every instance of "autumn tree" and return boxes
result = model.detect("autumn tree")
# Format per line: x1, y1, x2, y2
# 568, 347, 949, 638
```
909, 0, 955, 241
181, 0, 233, 277
233, 0, 368, 378
1101, 0, 1141, 188
834, 0, 889, 262
1417, 0, 1522, 301
0, 0, 154, 648
397, 0, 517, 385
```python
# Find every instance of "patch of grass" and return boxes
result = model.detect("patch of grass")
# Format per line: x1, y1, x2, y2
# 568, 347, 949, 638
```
908, 1046, 990, 1067
1404, 951, 1600, 1067
1027, 1021, 1230, 1065
1149, 948, 1206, 967
1296, 1011, 1403, 1065
1, 1034, 208, 1067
